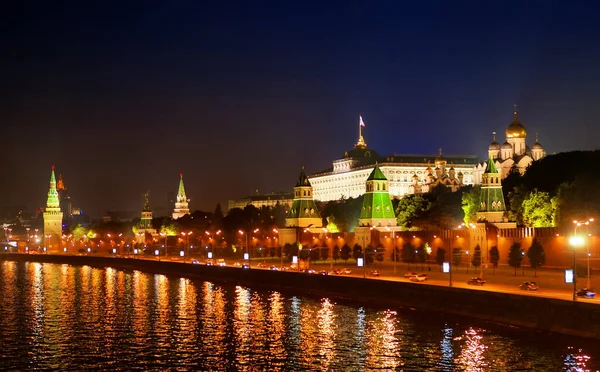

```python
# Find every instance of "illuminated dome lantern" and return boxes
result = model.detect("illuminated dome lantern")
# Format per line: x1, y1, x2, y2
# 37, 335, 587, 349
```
506, 106, 527, 139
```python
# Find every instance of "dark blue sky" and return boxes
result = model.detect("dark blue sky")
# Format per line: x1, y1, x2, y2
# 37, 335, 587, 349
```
3, 1, 600, 217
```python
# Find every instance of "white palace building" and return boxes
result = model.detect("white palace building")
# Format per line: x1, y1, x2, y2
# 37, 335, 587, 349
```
308, 108, 545, 202
308, 119, 478, 201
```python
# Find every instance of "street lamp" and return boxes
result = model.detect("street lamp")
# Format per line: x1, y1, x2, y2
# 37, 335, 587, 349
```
239, 230, 249, 259
574, 218, 595, 290
570, 235, 584, 301
181, 231, 193, 261
159, 232, 168, 257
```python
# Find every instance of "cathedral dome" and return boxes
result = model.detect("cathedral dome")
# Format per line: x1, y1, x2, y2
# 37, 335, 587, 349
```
506, 107, 527, 138
343, 146, 380, 160
501, 142, 512, 150
532, 142, 543, 150
488, 141, 501, 151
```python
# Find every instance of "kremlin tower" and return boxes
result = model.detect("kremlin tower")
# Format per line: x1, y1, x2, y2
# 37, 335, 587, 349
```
172, 174, 190, 219
43, 166, 63, 253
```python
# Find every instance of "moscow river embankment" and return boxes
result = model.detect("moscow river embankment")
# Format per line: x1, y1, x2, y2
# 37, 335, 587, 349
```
2, 253, 600, 340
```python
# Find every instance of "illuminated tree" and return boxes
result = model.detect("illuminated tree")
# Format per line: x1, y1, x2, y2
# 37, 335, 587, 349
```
461, 185, 481, 224
395, 194, 431, 229
522, 189, 554, 227
401, 241, 416, 268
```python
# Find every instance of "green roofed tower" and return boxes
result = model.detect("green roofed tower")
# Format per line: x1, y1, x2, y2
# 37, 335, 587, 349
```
476, 155, 506, 223
285, 168, 322, 228
172, 174, 190, 219
43, 166, 63, 253
358, 164, 397, 227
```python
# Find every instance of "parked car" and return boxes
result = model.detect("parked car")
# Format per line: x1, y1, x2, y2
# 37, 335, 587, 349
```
205, 260, 214, 266
404, 272, 418, 278
576, 288, 595, 298
370, 270, 380, 277
191, 259, 200, 265
217, 259, 226, 267
467, 277, 486, 286
410, 274, 428, 282
519, 281, 539, 291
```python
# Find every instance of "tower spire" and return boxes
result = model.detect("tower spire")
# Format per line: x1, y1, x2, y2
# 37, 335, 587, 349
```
492, 131, 496, 142
43, 165, 63, 253
173, 174, 190, 219
46, 166, 60, 209
356, 115, 367, 148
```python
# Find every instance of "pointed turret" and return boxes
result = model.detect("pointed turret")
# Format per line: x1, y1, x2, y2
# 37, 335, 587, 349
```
43, 166, 63, 253
476, 155, 506, 223
286, 167, 322, 228
172, 174, 190, 219
358, 164, 397, 227
140, 191, 153, 229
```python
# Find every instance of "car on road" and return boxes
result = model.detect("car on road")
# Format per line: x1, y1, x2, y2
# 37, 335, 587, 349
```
410, 274, 428, 282
191, 259, 200, 265
205, 259, 214, 266
342, 268, 352, 274
217, 259, 227, 267
467, 277, 486, 286
233, 262, 242, 267
242, 263, 250, 269
519, 281, 539, 291
269, 266, 279, 271
576, 288, 595, 298
370, 270, 380, 277
404, 272, 418, 278
319, 270, 329, 275
282, 266, 291, 271
256, 262, 268, 268
303, 269, 316, 274
331, 269, 341, 275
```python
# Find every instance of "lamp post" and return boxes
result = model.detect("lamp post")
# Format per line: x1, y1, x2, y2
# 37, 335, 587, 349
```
387, 227, 397, 275
574, 218, 594, 289
181, 231, 192, 261
239, 230, 249, 260
570, 234, 584, 301
160, 232, 168, 258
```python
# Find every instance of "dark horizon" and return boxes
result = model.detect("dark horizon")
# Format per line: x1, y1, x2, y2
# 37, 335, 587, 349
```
3, 1, 600, 218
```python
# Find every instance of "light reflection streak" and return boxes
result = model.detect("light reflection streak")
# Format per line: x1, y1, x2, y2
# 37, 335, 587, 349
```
365, 309, 401, 370
439, 325, 454, 370
564, 346, 592, 372
200, 281, 227, 367
132, 270, 150, 343
317, 298, 337, 369
234, 286, 252, 367
267, 292, 287, 368
456, 327, 488, 371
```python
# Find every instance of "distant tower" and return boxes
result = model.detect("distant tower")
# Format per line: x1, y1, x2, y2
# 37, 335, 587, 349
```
286, 168, 322, 228
531, 133, 545, 161
57, 173, 72, 222
140, 192, 153, 229
43, 166, 63, 253
172, 174, 190, 219
358, 164, 397, 227
476, 156, 507, 223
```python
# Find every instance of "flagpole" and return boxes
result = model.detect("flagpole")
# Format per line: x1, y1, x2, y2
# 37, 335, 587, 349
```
359, 115, 362, 139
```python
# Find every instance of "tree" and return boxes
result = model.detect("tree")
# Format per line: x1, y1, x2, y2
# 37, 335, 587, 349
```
332, 245, 340, 261
489, 246, 500, 275
435, 247, 446, 266
309, 248, 320, 262
375, 245, 385, 264
522, 189, 555, 227
401, 241, 416, 268
321, 246, 329, 261
364, 245, 375, 265
471, 244, 481, 268
526, 238, 546, 277
452, 248, 462, 268
352, 244, 362, 262
341, 244, 351, 263
461, 185, 481, 224
508, 242, 523, 276
395, 194, 431, 229
415, 244, 426, 269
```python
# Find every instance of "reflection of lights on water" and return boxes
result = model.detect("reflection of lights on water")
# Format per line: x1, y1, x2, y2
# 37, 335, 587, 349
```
234, 286, 252, 366
439, 325, 454, 369
317, 298, 337, 369
564, 346, 591, 372
365, 309, 400, 370
456, 328, 488, 371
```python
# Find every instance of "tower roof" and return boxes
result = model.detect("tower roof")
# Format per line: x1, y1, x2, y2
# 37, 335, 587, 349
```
295, 168, 312, 187
177, 174, 186, 197
484, 156, 499, 174
367, 164, 387, 181
46, 166, 60, 209
143, 191, 151, 211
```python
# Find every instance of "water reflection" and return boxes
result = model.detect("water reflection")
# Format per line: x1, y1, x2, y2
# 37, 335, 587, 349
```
0, 262, 598, 371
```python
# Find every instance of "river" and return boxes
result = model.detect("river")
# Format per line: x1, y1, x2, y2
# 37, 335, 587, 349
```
0, 261, 598, 371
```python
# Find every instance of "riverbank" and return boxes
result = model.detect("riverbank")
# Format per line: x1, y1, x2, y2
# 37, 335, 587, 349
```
2, 253, 599, 340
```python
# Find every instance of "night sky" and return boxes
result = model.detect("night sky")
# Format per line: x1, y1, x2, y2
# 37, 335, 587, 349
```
3, 1, 600, 218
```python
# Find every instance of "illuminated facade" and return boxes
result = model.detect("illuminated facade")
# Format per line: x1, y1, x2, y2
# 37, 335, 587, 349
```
228, 192, 293, 211
286, 168, 322, 228
43, 166, 63, 253
308, 125, 477, 201
172, 174, 190, 219
358, 164, 397, 227
473, 106, 546, 183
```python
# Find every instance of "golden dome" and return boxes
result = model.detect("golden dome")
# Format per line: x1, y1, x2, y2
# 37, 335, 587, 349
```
506, 106, 527, 138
